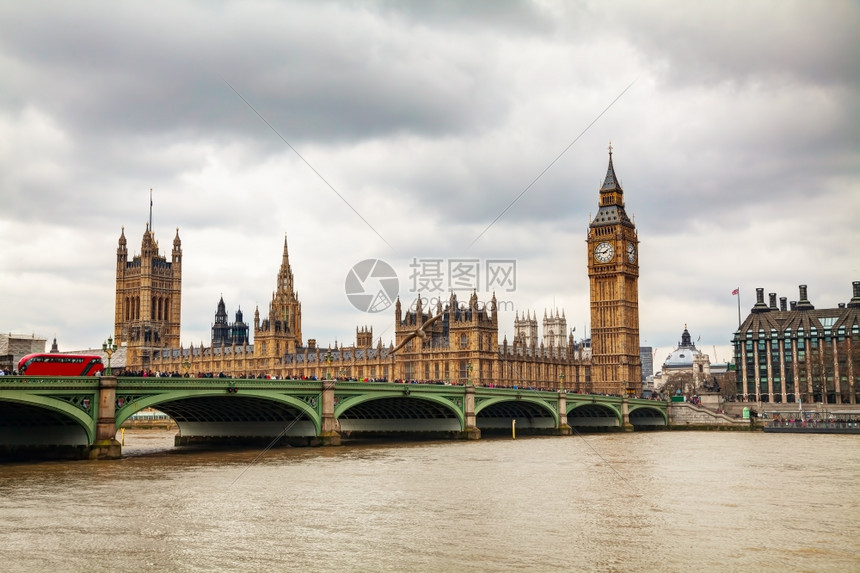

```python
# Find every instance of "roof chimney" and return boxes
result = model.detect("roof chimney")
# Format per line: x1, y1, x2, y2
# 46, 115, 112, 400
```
848, 281, 860, 309
795, 284, 814, 310
779, 297, 787, 311
752, 288, 769, 313
769, 293, 777, 309
790, 301, 797, 311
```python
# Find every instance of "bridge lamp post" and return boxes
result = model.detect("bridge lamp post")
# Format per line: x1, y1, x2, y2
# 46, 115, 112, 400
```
325, 351, 333, 380
559, 373, 565, 390
102, 337, 118, 376
182, 359, 190, 377
466, 362, 472, 386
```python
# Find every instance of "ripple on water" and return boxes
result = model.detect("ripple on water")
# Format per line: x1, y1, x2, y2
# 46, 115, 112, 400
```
1, 431, 858, 572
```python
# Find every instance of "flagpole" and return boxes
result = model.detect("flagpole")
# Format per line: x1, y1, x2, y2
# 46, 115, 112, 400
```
736, 288, 741, 327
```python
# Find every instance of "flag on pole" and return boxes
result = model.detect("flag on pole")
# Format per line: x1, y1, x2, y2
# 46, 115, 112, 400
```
731, 288, 739, 295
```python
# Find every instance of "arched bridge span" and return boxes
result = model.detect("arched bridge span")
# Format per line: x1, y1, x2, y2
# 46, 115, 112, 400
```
0, 377, 668, 457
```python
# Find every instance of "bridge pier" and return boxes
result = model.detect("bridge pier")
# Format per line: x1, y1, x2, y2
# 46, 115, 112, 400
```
91, 376, 122, 459
319, 381, 342, 446
621, 396, 634, 432
462, 385, 481, 440
555, 391, 572, 435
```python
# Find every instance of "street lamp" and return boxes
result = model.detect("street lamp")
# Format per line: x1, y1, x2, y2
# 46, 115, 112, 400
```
102, 336, 118, 376
325, 351, 333, 380
466, 362, 472, 385
559, 373, 565, 390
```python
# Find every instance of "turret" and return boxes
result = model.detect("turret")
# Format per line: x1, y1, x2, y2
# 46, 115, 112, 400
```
172, 228, 182, 270
117, 227, 128, 267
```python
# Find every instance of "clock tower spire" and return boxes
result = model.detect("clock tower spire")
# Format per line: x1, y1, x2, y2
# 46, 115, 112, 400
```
587, 145, 642, 396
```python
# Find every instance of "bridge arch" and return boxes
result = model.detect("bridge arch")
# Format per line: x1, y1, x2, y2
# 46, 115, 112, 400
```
117, 390, 323, 438
335, 392, 465, 433
628, 404, 668, 427
567, 402, 623, 428
475, 396, 559, 432
0, 394, 95, 446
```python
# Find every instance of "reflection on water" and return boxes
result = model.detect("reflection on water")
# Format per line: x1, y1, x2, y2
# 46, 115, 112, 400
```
1, 430, 858, 572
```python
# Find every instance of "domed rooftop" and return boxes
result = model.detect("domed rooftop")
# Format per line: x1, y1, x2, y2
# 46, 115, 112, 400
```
662, 325, 701, 369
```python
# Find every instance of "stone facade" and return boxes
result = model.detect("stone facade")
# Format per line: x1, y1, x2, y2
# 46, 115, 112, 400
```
119, 152, 641, 396
113, 225, 182, 369
586, 146, 642, 395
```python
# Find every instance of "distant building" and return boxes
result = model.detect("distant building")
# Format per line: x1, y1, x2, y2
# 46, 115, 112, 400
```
513, 308, 568, 351
513, 311, 539, 349
652, 326, 713, 395
0, 333, 47, 371
640, 346, 654, 381
211, 297, 249, 347
542, 309, 567, 349
733, 283, 860, 404
662, 326, 707, 377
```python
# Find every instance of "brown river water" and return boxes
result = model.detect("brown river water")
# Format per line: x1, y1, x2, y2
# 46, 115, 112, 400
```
0, 430, 858, 572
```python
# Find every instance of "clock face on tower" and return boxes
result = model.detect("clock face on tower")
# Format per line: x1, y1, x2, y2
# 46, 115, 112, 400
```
626, 242, 636, 263
594, 241, 614, 263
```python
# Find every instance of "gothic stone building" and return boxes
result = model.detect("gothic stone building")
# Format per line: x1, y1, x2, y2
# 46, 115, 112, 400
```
113, 224, 182, 370
119, 151, 641, 395
733, 283, 860, 404
586, 146, 642, 395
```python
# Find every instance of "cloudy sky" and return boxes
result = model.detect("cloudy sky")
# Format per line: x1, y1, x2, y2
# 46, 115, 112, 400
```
1, 0, 858, 369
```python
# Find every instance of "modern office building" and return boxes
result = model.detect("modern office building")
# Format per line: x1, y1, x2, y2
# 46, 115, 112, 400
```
733, 283, 860, 404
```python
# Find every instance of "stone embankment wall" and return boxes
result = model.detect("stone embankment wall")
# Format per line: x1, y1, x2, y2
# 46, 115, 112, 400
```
668, 402, 751, 430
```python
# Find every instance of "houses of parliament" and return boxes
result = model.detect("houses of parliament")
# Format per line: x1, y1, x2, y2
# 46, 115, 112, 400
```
115, 150, 642, 395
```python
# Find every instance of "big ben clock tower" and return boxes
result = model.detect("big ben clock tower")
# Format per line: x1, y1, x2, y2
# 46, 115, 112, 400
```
587, 145, 642, 395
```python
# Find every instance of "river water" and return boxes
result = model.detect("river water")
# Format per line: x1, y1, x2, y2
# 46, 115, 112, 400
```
0, 430, 857, 572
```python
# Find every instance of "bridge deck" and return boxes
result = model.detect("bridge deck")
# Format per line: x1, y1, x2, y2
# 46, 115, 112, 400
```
0, 376, 669, 458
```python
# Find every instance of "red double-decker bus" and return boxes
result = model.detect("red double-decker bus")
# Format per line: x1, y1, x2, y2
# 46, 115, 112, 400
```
17, 353, 105, 376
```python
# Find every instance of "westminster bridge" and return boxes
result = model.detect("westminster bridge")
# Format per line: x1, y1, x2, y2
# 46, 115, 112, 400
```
0, 376, 670, 459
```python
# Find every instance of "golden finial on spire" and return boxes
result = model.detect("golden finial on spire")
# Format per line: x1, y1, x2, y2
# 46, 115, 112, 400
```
608, 141, 613, 156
